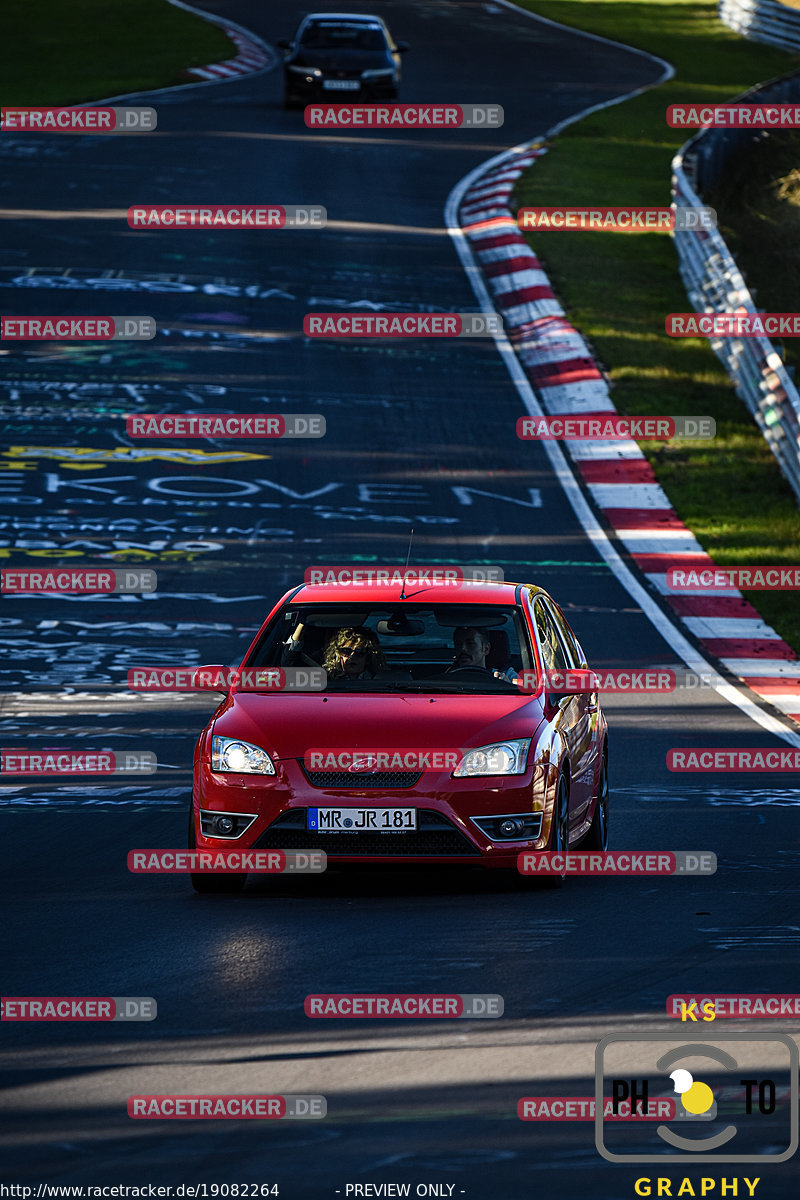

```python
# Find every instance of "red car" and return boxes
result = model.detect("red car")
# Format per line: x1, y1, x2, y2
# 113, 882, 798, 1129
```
189, 579, 608, 892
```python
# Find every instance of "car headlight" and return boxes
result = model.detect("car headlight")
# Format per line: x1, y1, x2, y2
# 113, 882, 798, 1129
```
287, 65, 322, 77
361, 68, 396, 79
453, 739, 531, 778
211, 736, 276, 775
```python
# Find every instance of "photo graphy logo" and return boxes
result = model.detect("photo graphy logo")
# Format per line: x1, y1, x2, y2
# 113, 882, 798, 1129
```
595, 1033, 798, 1163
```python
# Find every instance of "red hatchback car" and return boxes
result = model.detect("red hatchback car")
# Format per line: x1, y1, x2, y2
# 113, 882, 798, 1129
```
189, 579, 608, 892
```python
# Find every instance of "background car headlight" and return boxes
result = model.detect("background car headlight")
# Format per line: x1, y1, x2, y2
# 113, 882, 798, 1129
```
211, 736, 276, 775
453, 738, 531, 777
287, 65, 322, 77
361, 68, 396, 79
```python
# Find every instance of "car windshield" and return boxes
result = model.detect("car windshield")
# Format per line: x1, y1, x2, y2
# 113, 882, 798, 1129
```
246, 603, 535, 694
300, 23, 387, 51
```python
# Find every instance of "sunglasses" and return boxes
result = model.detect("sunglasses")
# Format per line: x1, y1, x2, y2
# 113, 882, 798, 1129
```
340, 645, 367, 658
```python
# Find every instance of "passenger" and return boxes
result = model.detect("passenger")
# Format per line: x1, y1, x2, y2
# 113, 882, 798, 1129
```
447, 626, 518, 682
323, 627, 387, 679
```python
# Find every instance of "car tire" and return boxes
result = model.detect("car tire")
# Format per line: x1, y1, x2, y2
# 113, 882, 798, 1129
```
188, 799, 247, 894
538, 773, 569, 889
519, 774, 569, 891
581, 749, 609, 851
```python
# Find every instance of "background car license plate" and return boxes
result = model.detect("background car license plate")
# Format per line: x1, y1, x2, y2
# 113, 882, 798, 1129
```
323, 79, 360, 90
308, 807, 417, 833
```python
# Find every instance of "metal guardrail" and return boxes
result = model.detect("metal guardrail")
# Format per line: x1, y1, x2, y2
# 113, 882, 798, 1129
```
719, 0, 800, 52
671, 70, 800, 506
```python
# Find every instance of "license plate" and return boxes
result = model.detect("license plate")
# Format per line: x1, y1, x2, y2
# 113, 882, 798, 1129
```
322, 79, 360, 90
308, 807, 417, 833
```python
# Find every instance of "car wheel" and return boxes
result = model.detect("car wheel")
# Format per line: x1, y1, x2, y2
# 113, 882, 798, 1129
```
539, 773, 569, 889
188, 799, 247, 894
582, 750, 609, 851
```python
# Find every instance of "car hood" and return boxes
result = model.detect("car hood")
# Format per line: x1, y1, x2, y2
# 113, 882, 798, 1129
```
212, 692, 544, 761
290, 49, 391, 70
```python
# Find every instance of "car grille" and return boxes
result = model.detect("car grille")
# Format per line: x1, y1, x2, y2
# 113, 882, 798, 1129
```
254, 809, 480, 857
300, 763, 421, 790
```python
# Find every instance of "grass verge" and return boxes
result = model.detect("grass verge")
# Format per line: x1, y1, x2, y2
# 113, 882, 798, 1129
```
3, 0, 233, 105
510, 0, 800, 653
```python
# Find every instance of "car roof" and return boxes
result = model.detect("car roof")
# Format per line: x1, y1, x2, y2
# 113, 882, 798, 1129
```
289, 580, 530, 606
302, 13, 387, 23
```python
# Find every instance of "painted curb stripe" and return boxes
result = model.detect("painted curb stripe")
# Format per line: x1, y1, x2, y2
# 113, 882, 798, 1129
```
665, 596, 769, 618
445, 38, 800, 733
187, 24, 270, 79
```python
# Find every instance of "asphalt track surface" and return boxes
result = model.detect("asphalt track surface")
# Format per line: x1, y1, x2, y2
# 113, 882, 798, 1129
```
1, 2, 800, 1197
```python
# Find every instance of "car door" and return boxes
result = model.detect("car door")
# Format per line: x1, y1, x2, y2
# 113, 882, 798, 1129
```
531, 596, 595, 830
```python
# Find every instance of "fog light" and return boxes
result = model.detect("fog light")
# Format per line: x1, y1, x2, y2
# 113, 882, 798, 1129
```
199, 809, 257, 839
470, 812, 543, 842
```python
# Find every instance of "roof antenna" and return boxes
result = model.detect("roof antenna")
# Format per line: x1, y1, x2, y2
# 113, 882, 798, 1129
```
399, 527, 414, 600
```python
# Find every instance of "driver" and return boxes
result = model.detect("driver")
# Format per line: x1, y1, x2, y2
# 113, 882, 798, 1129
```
447, 626, 518, 683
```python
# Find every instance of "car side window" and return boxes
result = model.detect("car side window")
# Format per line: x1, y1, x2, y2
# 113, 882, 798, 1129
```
533, 598, 570, 673
545, 600, 583, 668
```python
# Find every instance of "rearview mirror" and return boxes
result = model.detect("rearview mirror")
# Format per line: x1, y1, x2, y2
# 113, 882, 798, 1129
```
376, 613, 425, 637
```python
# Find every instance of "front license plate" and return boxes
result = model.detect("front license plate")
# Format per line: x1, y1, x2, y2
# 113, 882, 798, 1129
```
308, 807, 417, 833
322, 79, 360, 90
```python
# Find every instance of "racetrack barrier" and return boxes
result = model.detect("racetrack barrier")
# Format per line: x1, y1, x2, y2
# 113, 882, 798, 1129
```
671, 69, 800, 507
719, 0, 800, 52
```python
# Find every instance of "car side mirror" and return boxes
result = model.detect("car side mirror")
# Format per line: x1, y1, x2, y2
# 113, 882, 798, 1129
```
395, 41, 409, 52
513, 668, 598, 700
192, 664, 232, 692
546, 667, 599, 703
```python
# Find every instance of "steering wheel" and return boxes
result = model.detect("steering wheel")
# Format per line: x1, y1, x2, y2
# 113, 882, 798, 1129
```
443, 666, 493, 678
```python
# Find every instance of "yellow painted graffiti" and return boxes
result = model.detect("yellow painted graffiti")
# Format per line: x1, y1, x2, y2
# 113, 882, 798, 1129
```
0, 548, 210, 562
2, 445, 269, 466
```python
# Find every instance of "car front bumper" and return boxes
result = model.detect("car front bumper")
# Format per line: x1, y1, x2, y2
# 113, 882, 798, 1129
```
284, 72, 398, 101
193, 757, 558, 868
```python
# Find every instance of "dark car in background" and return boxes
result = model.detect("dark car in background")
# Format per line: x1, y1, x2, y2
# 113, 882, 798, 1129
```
279, 12, 408, 108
